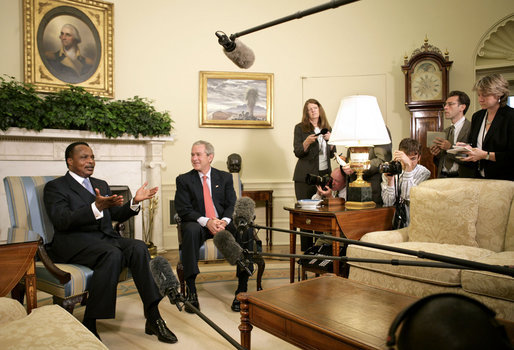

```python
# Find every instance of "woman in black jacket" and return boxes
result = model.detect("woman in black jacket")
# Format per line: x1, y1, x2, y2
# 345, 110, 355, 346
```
459, 74, 514, 180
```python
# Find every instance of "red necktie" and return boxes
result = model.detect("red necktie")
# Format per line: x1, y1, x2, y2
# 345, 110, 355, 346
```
203, 175, 216, 219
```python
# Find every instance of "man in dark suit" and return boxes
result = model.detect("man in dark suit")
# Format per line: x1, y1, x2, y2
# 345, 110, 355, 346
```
430, 91, 475, 178
175, 140, 253, 313
44, 141, 177, 344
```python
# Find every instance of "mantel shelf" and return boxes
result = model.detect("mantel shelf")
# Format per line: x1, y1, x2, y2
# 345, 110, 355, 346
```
0, 127, 175, 143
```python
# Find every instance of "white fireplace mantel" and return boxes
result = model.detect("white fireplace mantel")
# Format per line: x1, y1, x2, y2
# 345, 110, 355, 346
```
0, 127, 174, 251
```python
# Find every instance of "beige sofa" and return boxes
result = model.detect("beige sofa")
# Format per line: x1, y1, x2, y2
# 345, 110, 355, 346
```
0, 297, 107, 349
347, 178, 514, 321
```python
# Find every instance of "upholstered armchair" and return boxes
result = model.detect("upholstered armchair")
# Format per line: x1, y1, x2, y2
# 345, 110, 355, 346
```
4, 176, 130, 313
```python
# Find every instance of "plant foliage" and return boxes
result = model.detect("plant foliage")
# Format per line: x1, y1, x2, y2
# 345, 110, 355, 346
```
0, 76, 173, 138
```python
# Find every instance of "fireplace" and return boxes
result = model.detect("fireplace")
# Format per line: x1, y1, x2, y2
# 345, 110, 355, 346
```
0, 127, 173, 251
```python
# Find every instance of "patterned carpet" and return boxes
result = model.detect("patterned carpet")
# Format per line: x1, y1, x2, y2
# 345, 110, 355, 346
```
35, 259, 297, 350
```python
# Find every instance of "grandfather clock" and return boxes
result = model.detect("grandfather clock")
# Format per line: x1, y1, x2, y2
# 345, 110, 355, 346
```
402, 38, 452, 178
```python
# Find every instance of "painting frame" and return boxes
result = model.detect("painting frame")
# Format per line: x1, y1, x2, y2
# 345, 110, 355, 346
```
199, 71, 274, 129
23, 0, 114, 97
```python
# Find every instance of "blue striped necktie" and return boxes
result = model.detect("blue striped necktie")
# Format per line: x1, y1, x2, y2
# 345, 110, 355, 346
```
83, 178, 95, 195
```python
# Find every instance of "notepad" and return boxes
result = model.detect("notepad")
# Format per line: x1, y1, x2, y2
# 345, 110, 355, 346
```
426, 131, 446, 147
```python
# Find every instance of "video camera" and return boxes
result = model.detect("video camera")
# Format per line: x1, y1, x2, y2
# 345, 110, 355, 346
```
379, 160, 402, 175
305, 173, 333, 189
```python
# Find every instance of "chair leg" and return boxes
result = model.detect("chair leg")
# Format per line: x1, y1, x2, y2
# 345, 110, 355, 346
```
255, 257, 265, 291
177, 261, 185, 296
53, 294, 87, 314
11, 283, 26, 305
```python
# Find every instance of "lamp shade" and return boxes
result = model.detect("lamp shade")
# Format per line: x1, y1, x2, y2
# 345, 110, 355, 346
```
328, 95, 391, 147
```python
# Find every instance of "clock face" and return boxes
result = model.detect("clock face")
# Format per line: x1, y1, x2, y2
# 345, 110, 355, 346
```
411, 60, 443, 101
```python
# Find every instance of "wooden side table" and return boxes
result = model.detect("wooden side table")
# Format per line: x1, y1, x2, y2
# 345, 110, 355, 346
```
242, 190, 273, 247
284, 205, 394, 282
0, 240, 38, 313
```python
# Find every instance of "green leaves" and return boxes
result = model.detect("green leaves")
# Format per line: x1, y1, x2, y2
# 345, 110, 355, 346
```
0, 76, 173, 138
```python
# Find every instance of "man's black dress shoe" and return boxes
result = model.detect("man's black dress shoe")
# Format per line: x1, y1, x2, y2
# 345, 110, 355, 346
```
185, 292, 200, 314
145, 318, 178, 344
231, 296, 241, 312
83, 317, 101, 341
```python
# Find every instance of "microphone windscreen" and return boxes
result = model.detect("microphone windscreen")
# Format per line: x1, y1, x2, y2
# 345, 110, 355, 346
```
213, 230, 243, 265
150, 256, 180, 296
233, 197, 255, 227
223, 39, 255, 69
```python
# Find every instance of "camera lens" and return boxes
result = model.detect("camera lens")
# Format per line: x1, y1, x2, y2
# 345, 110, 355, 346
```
379, 161, 402, 175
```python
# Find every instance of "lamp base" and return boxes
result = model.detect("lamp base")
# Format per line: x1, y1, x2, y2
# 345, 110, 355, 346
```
345, 200, 376, 210
346, 185, 376, 210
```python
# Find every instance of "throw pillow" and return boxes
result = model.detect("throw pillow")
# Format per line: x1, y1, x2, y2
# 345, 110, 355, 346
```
408, 186, 480, 247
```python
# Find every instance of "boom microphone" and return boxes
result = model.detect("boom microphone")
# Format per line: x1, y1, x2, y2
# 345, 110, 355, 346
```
150, 256, 183, 311
213, 230, 253, 276
215, 31, 255, 69
150, 257, 248, 350
233, 197, 256, 233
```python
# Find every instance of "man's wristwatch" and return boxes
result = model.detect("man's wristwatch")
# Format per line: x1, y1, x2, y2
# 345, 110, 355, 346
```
485, 152, 490, 160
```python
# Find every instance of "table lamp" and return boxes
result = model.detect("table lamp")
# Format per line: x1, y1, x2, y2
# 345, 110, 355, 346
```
329, 95, 391, 209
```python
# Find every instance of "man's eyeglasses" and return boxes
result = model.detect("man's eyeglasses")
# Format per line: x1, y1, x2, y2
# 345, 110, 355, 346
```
443, 102, 459, 107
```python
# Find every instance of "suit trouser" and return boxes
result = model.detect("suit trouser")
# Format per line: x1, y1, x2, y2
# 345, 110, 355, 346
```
181, 221, 254, 282
69, 235, 162, 319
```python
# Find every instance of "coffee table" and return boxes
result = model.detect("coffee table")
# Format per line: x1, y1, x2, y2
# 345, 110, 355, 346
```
238, 275, 417, 349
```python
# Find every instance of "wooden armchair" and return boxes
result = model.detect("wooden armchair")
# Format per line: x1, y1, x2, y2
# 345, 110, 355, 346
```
3, 176, 130, 313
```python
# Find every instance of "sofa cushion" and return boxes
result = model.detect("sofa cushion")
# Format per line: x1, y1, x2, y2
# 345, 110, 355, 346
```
0, 298, 26, 325
408, 186, 479, 247
346, 241, 494, 286
416, 179, 514, 252
0, 304, 107, 349
461, 251, 514, 301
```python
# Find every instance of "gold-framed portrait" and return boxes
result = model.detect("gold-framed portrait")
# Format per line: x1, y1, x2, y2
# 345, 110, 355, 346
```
23, 0, 114, 97
199, 71, 274, 129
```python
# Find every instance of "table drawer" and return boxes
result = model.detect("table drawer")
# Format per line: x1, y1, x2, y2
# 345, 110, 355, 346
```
291, 214, 334, 232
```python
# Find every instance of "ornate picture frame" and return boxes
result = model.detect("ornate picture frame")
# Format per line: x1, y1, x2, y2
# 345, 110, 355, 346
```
23, 0, 114, 97
199, 71, 274, 128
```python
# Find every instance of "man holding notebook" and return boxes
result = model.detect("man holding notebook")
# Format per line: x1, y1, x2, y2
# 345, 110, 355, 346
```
430, 90, 475, 178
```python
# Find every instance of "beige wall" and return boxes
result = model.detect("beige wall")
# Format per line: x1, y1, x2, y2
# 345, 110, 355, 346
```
1, 0, 513, 248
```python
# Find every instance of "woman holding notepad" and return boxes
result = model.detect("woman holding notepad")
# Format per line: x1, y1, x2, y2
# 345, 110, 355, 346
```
457, 74, 514, 180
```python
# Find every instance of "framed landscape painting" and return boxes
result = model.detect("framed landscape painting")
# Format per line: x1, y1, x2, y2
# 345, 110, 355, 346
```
23, 0, 114, 97
199, 71, 274, 128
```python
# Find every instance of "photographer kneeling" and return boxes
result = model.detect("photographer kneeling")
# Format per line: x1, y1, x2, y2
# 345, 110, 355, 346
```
311, 167, 347, 201
381, 138, 431, 227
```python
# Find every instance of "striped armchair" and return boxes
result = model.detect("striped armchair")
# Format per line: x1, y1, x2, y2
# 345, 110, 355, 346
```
4, 176, 129, 313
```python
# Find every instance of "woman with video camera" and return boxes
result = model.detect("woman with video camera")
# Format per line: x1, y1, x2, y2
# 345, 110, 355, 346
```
381, 138, 431, 227
293, 98, 336, 250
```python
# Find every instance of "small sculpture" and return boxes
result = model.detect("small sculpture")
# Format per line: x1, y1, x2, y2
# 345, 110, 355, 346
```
227, 153, 242, 173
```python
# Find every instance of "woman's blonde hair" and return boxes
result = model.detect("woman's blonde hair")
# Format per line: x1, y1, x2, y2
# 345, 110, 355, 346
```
473, 74, 510, 107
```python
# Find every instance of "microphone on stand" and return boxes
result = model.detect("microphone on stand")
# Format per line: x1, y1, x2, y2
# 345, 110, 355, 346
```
149, 256, 248, 350
213, 230, 253, 276
150, 256, 183, 311
230, 197, 514, 277
233, 197, 256, 234
215, 31, 255, 69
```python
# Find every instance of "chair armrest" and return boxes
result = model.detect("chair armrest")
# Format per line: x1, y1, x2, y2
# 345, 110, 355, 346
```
359, 227, 409, 245
36, 238, 71, 285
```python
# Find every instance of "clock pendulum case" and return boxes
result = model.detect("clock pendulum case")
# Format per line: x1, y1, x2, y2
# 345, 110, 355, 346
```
401, 38, 453, 178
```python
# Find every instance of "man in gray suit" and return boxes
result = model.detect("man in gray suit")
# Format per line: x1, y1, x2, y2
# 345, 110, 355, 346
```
430, 91, 474, 178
